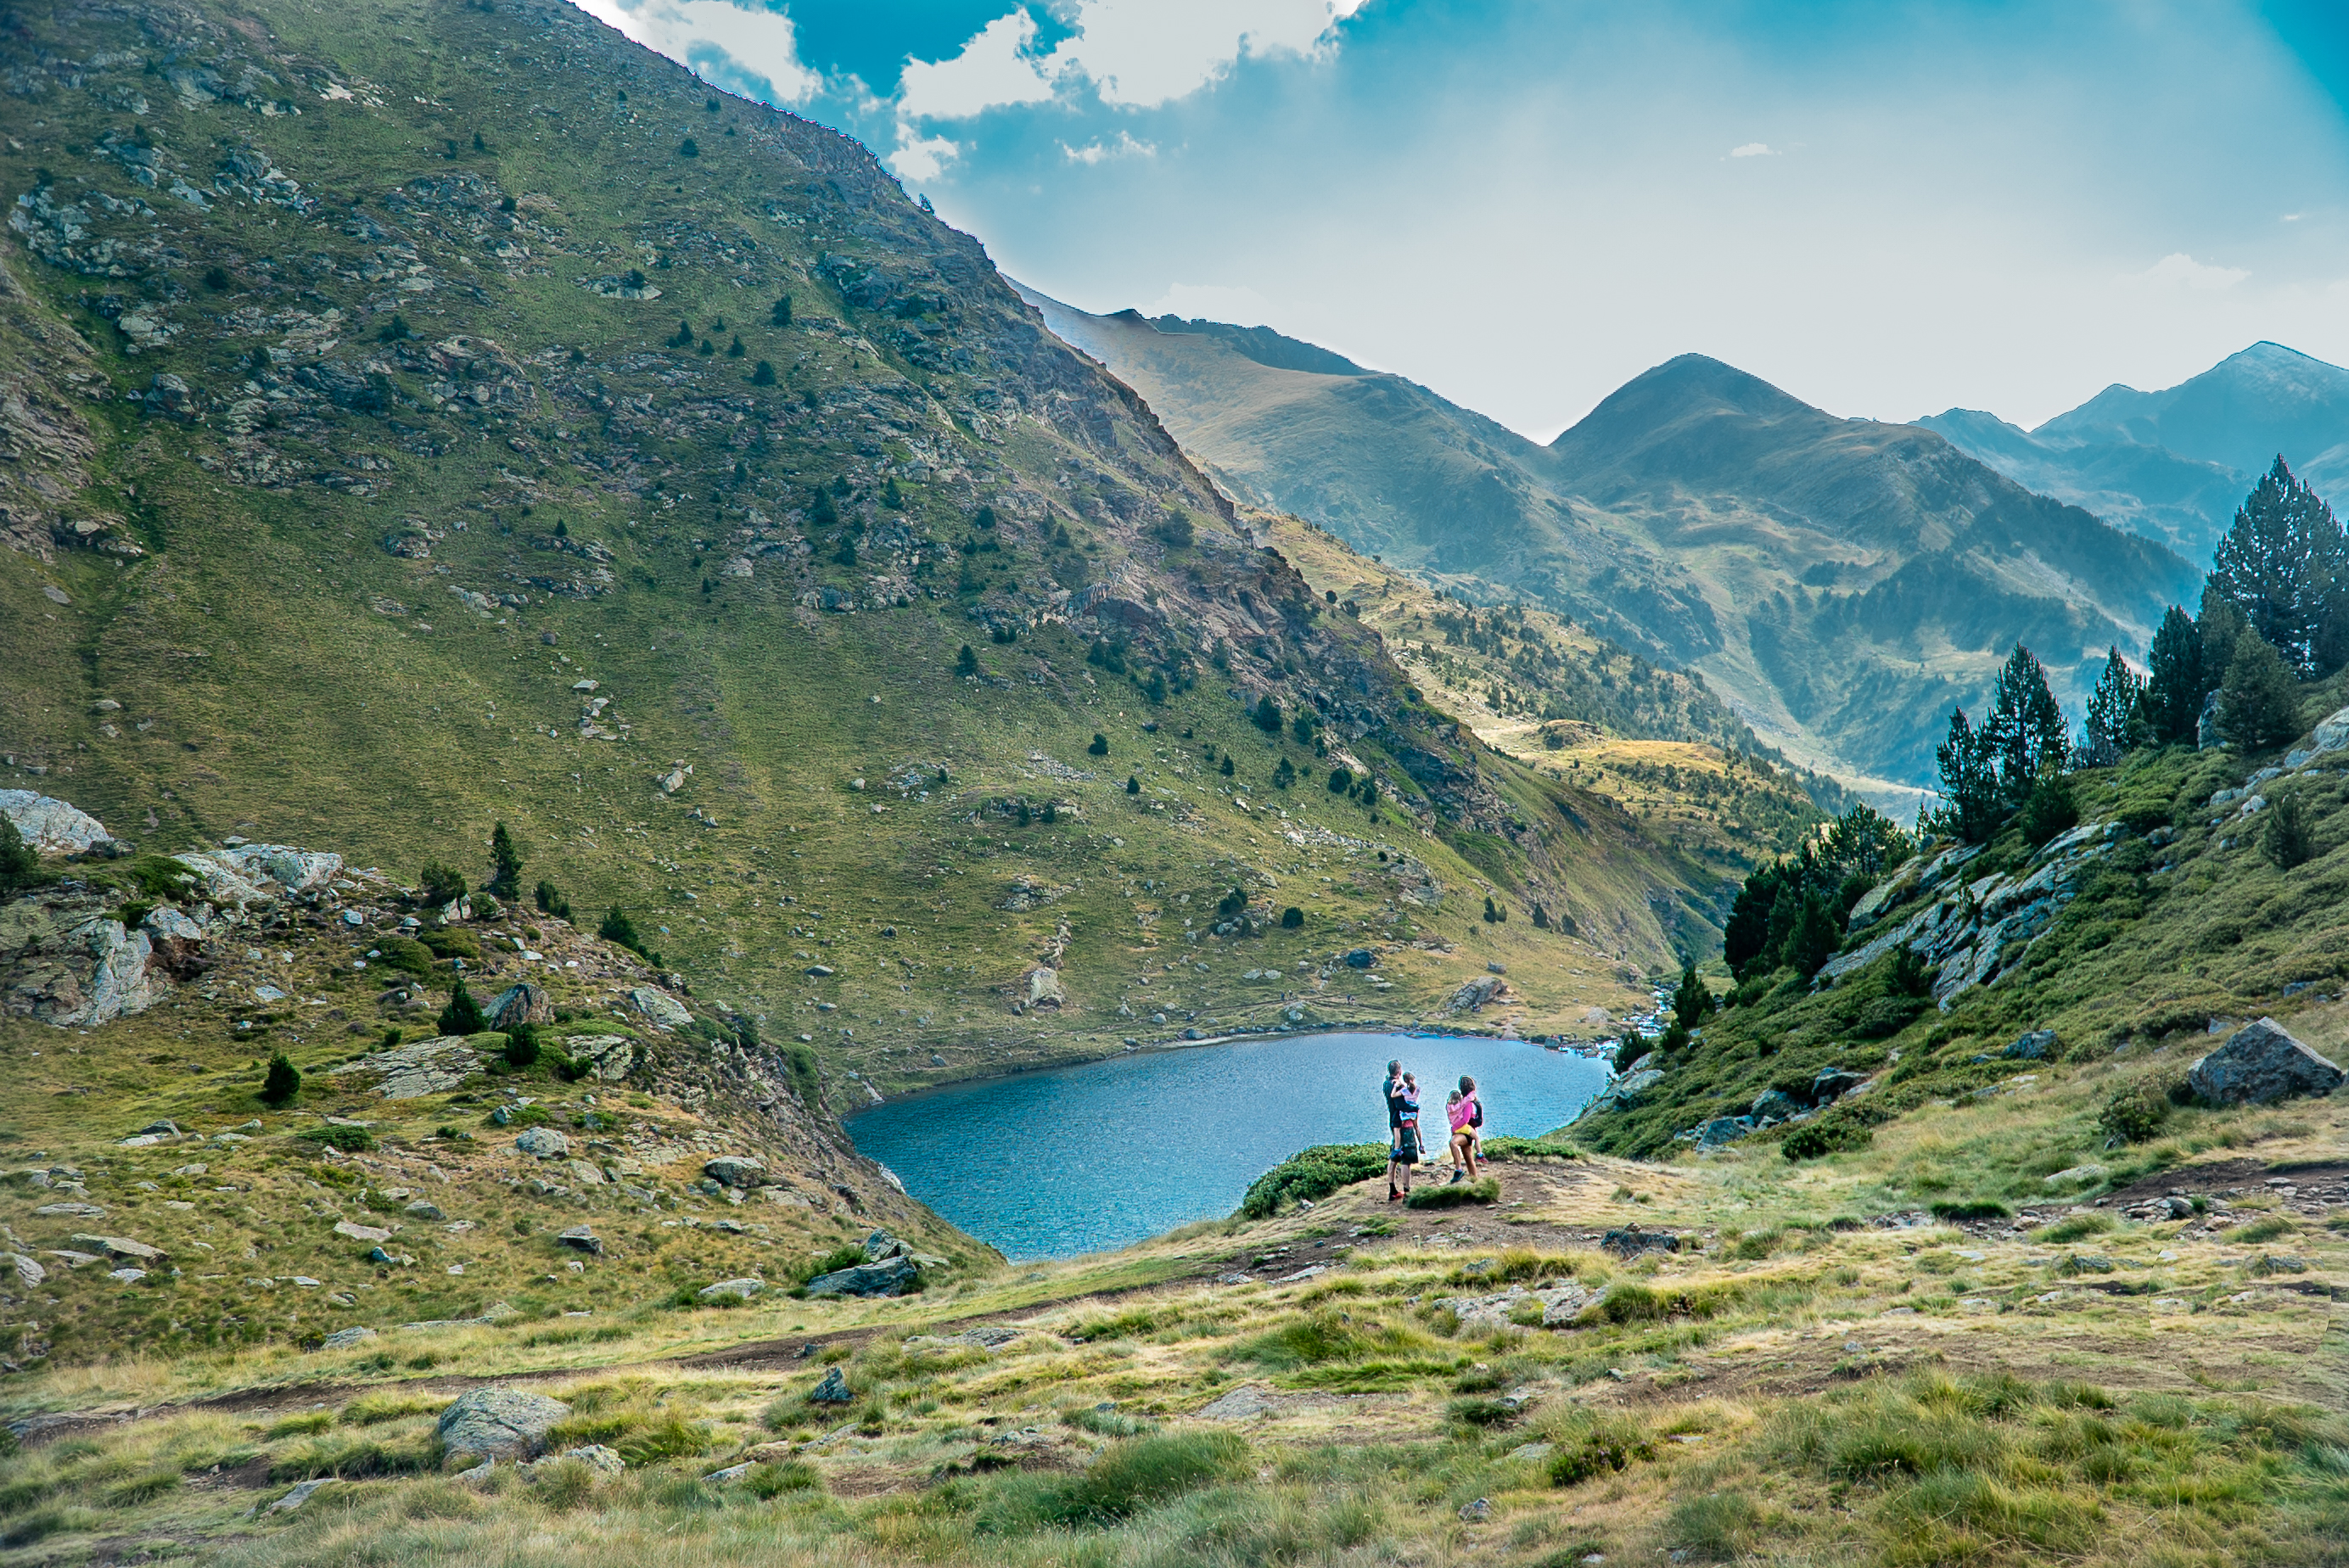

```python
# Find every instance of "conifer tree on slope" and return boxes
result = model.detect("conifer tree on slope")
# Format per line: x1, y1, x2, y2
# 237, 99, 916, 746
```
1985, 644, 2068, 806
2082, 647, 2146, 766
2143, 605, 2203, 746
2207, 456, 2347, 676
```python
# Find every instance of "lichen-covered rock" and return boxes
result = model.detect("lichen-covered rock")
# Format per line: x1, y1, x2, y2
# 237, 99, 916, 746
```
172, 843, 343, 904
563, 1034, 638, 1081
808, 1367, 853, 1404
1, 893, 165, 1028
804, 1253, 918, 1298
514, 1127, 569, 1158
485, 983, 553, 1030
2188, 1018, 2344, 1106
328, 1035, 483, 1099
628, 987, 692, 1028
0, 790, 114, 855
1449, 974, 1504, 1011
436, 1387, 572, 1461
703, 1156, 765, 1188
1023, 966, 1066, 1008
2003, 1029, 2056, 1061
698, 1278, 764, 1301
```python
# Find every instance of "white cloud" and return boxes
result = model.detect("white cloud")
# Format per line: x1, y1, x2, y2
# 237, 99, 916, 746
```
1062, 131, 1157, 164
1728, 142, 1776, 158
897, 0, 1369, 125
889, 133, 962, 182
569, 0, 820, 103
2129, 252, 2250, 291
2283, 212, 2304, 222
1146, 282, 1273, 322
900, 10, 1057, 121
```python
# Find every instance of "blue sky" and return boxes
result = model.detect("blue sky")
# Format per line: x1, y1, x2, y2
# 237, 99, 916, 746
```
569, 0, 2349, 439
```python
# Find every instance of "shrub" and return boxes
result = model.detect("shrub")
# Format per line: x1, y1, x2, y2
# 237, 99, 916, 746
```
1406, 1178, 1500, 1209
2262, 791, 2316, 870
261, 1051, 302, 1106
1448, 1397, 1518, 1427
1280, 906, 1303, 927
504, 1026, 540, 1070
296, 1123, 375, 1153
533, 1458, 597, 1510
2017, 771, 2079, 848
2038, 1213, 2115, 1244
1783, 1112, 1874, 1160
749, 359, 777, 386
1236, 1144, 1391, 1218
1088, 732, 1108, 756
1930, 1201, 2010, 1222
2096, 1082, 2167, 1145
376, 936, 435, 978
1152, 512, 1194, 549
418, 860, 467, 906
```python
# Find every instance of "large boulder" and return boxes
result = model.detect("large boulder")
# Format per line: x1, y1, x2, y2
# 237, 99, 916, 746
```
328, 1035, 483, 1100
628, 987, 692, 1028
703, 1156, 765, 1189
2003, 1030, 2057, 1061
2189, 1018, 2344, 1106
436, 1387, 572, 1462
1448, 975, 1505, 1011
563, 1034, 637, 1081
514, 1127, 569, 1158
485, 983, 553, 1030
1023, 966, 1065, 1008
804, 1253, 918, 1298
0, 791, 114, 855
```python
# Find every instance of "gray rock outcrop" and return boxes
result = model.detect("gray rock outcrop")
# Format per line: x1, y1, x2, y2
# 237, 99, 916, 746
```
808, 1367, 853, 1404
1449, 974, 1505, 1011
804, 1253, 918, 1298
514, 1127, 569, 1158
328, 1035, 483, 1099
703, 1156, 765, 1188
0, 790, 115, 855
436, 1387, 572, 1461
698, 1278, 764, 1301
485, 983, 553, 1030
628, 987, 692, 1028
2003, 1030, 2056, 1061
2188, 1018, 2344, 1106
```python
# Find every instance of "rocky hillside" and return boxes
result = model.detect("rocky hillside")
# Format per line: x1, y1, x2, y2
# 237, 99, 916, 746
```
1020, 293, 2200, 798
1571, 678, 2349, 1161
0, 0, 1770, 1088
0, 786, 964, 1369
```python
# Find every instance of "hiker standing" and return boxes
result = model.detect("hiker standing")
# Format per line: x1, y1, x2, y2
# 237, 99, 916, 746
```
1448, 1073, 1483, 1183
1383, 1058, 1410, 1201
1389, 1072, 1423, 1201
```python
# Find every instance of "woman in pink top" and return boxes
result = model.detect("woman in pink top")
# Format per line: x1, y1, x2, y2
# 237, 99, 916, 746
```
1446, 1075, 1483, 1183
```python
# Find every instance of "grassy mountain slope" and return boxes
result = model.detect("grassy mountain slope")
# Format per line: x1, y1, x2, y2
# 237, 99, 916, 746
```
1018, 295, 2201, 799
0, 0, 1782, 1087
1921, 341, 2349, 562
6, 940, 2343, 1565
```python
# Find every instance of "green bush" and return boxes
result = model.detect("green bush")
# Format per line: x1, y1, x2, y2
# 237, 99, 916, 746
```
2038, 1213, 2115, 1244
1406, 1178, 1500, 1209
2096, 1082, 2167, 1145
1929, 1201, 2010, 1222
1236, 1143, 1390, 1219
418, 860, 467, 906
418, 926, 480, 961
376, 937, 435, 978
743, 1460, 822, 1499
437, 981, 488, 1038
296, 1123, 376, 1153
1782, 1112, 1874, 1161
0, 815, 40, 896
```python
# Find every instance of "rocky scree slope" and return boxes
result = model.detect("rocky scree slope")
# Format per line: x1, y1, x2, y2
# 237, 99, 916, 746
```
0, 787, 971, 1369
1023, 294, 2199, 797
0, 0, 1728, 1086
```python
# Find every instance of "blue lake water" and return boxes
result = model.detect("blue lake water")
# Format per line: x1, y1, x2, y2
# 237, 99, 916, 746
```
845, 1032, 1612, 1261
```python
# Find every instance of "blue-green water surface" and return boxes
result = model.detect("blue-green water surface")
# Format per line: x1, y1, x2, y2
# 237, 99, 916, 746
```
845, 1032, 1610, 1261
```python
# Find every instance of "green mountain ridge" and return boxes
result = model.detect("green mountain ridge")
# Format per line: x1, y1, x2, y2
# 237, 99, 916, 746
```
1018, 290, 2202, 800
0, 0, 1791, 1100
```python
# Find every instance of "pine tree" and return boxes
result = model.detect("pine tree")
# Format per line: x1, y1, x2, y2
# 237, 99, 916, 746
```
1787, 893, 1839, 978
260, 1051, 301, 1107
2217, 632, 2299, 751
2262, 790, 2317, 870
2144, 605, 2203, 744
956, 645, 979, 678
1934, 706, 2003, 843
1672, 962, 1713, 1032
2081, 647, 2144, 766
437, 980, 488, 1037
2208, 456, 2346, 675
1986, 644, 2068, 804
488, 822, 523, 899
0, 814, 37, 896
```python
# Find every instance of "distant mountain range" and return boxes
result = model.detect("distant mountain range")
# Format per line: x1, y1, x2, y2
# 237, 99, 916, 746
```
1919, 342, 2349, 561
1019, 287, 2199, 796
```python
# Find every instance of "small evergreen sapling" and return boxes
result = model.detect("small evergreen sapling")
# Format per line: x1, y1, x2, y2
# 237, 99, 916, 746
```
2262, 790, 2316, 870
261, 1051, 301, 1107
488, 822, 523, 899
0, 814, 37, 896
438, 980, 488, 1037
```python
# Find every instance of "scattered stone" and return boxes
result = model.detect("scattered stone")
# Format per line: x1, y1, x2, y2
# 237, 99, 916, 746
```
70, 1233, 164, 1262
6, 1254, 46, 1288
805, 1253, 918, 1298
334, 1219, 394, 1244
556, 1224, 602, 1255
627, 987, 692, 1028
1198, 1386, 1275, 1420
318, 1327, 378, 1352
703, 1156, 765, 1188
698, 1278, 764, 1301
863, 1229, 909, 1263
1695, 1116, 1752, 1147
1508, 1442, 1555, 1463
484, 983, 553, 1030
34, 1202, 105, 1218
2188, 1018, 2345, 1106
108, 1267, 148, 1283
269, 1478, 330, 1513
808, 1367, 853, 1405
1023, 966, 1066, 1008
553, 1444, 625, 1475
515, 1128, 569, 1158
2043, 1162, 2108, 1189
1459, 1498, 1491, 1523
404, 1200, 446, 1220
704, 1462, 754, 1483
2003, 1029, 2057, 1061
436, 1387, 573, 1462
1600, 1225, 1679, 1259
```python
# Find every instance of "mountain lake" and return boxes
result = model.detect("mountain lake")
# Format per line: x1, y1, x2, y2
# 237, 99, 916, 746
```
845, 1031, 1613, 1260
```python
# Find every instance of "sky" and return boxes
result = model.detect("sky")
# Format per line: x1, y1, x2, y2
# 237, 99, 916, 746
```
565, 0, 2349, 440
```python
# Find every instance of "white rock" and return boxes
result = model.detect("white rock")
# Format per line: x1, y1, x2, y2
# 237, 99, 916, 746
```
0, 790, 112, 854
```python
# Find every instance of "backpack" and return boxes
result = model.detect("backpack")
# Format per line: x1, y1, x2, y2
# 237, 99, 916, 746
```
1469, 1098, 1483, 1128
